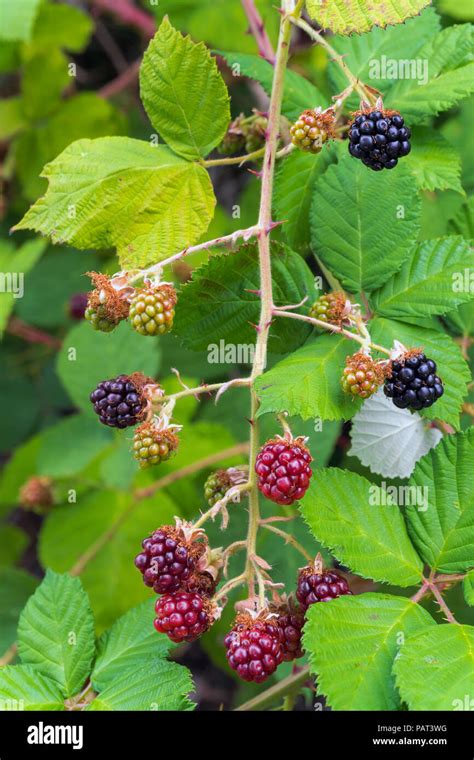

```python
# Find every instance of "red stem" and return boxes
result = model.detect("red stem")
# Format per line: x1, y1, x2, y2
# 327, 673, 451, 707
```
241, 0, 276, 63
99, 59, 141, 98
92, 0, 155, 38
7, 317, 62, 349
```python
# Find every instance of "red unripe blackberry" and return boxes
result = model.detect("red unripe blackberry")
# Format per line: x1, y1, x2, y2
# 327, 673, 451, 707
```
129, 284, 177, 337
134, 521, 206, 595
271, 599, 305, 662
154, 592, 214, 643
19, 476, 54, 512
69, 292, 88, 320
224, 612, 283, 683
90, 373, 153, 429
384, 351, 444, 411
297, 561, 351, 611
348, 107, 411, 171
341, 352, 387, 399
255, 436, 312, 505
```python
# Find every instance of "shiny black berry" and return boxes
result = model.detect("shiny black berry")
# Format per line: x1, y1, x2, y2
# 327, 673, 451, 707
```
90, 374, 146, 428
348, 110, 411, 171
384, 353, 444, 411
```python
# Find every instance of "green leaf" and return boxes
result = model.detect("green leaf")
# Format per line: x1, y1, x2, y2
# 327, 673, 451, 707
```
0, 97, 26, 140
14, 137, 216, 268
29, 2, 93, 53
405, 129, 464, 194
311, 155, 421, 293
21, 49, 70, 121
89, 660, 194, 711
463, 571, 474, 606
328, 9, 440, 110
0, 436, 40, 515
216, 50, 326, 120
386, 25, 474, 122
306, 0, 430, 35
370, 318, 471, 430
370, 237, 474, 319
0, 569, 38, 654
140, 18, 230, 160
301, 469, 424, 586
437, 0, 474, 21
0, 237, 47, 336
349, 389, 442, 479
445, 301, 474, 338
0, 665, 64, 710
174, 243, 314, 354
56, 320, 160, 415
17, 570, 95, 698
393, 624, 474, 710
39, 489, 179, 632
405, 429, 474, 574
92, 599, 173, 692
274, 144, 340, 251
0, 0, 41, 42
0, 525, 28, 568
254, 335, 360, 421
37, 414, 113, 478
447, 195, 474, 240
14, 93, 125, 201
304, 593, 435, 710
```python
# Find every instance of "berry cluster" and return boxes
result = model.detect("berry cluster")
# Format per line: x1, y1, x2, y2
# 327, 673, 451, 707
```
348, 109, 411, 170
309, 291, 349, 328
255, 436, 313, 506
90, 373, 152, 428
204, 469, 233, 507
129, 284, 177, 337
290, 108, 335, 154
341, 352, 387, 400
297, 564, 352, 609
224, 612, 283, 683
154, 592, 213, 643
133, 422, 179, 468
384, 352, 444, 410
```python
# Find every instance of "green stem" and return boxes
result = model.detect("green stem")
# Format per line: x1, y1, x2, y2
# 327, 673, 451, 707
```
235, 665, 311, 711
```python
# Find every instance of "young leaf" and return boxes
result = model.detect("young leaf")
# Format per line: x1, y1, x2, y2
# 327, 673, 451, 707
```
88, 661, 194, 711
463, 571, 474, 606
274, 144, 340, 251
91, 599, 173, 692
386, 25, 474, 122
0, 0, 41, 42
216, 50, 326, 120
370, 318, 471, 430
300, 469, 424, 586
17, 570, 96, 699
311, 155, 421, 293
405, 429, 474, 574
29, 1, 93, 53
173, 243, 315, 354
56, 320, 160, 415
140, 18, 230, 160
405, 129, 464, 194
254, 335, 361, 422
393, 625, 474, 710
21, 49, 70, 121
305, 0, 430, 35
14, 137, 216, 269
304, 593, 435, 710
0, 665, 64, 710
349, 389, 442, 479
370, 237, 474, 319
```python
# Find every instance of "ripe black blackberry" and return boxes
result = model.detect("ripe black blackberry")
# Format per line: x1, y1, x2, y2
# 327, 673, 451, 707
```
384, 352, 444, 411
90, 372, 154, 428
348, 109, 411, 171
224, 611, 283, 683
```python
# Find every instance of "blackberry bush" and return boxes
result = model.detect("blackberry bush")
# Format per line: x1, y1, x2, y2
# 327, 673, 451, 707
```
5, 0, 472, 719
